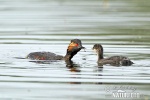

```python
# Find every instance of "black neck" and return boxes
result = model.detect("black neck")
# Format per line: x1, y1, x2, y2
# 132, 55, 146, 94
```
64, 50, 78, 61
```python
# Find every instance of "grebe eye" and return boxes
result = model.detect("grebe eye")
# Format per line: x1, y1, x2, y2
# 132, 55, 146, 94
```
75, 43, 78, 46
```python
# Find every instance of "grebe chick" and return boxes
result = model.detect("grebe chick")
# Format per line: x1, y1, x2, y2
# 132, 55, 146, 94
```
92, 44, 134, 66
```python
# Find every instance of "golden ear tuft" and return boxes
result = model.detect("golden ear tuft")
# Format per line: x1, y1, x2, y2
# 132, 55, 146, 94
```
67, 42, 78, 51
69, 42, 78, 47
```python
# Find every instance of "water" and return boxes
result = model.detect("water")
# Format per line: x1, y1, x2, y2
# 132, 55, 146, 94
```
0, 0, 150, 100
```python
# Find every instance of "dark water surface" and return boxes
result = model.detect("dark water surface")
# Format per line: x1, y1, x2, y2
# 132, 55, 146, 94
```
0, 0, 150, 100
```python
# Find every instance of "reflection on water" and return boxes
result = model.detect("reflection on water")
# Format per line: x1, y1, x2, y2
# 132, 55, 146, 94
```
0, 0, 150, 100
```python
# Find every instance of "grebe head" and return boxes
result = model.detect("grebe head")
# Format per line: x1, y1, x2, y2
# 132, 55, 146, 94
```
67, 39, 85, 52
92, 44, 103, 54
65, 39, 85, 60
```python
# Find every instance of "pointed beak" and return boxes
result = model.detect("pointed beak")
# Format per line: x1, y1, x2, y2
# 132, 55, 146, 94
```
78, 45, 85, 50
81, 46, 85, 49
77, 44, 86, 51
81, 46, 86, 52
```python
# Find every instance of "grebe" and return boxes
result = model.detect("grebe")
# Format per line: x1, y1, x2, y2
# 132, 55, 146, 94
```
27, 39, 85, 61
92, 44, 134, 66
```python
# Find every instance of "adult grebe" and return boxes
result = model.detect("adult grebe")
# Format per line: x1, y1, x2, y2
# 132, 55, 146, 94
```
27, 39, 85, 61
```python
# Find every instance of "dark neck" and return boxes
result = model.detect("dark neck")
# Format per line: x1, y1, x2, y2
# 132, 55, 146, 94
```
64, 54, 72, 61
97, 50, 104, 60
64, 50, 78, 61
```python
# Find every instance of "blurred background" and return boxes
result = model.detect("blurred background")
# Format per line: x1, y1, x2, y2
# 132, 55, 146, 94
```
0, 0, 150, 100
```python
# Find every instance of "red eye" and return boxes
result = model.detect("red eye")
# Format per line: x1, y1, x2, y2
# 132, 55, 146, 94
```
75, 43, 78, 47
69, 42, 78, 47
67, 43, 79, 51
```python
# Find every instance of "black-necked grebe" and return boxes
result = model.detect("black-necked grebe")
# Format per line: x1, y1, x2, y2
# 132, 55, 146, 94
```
92, 44, 134, 66
27, 39, 85, 61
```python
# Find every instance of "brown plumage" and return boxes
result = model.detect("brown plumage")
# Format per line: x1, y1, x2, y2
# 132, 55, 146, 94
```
92, 44, 134, 66
27, 39, 85, 61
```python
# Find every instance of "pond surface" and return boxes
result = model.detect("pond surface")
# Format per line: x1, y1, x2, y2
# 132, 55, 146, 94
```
0, 0, 150, 100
